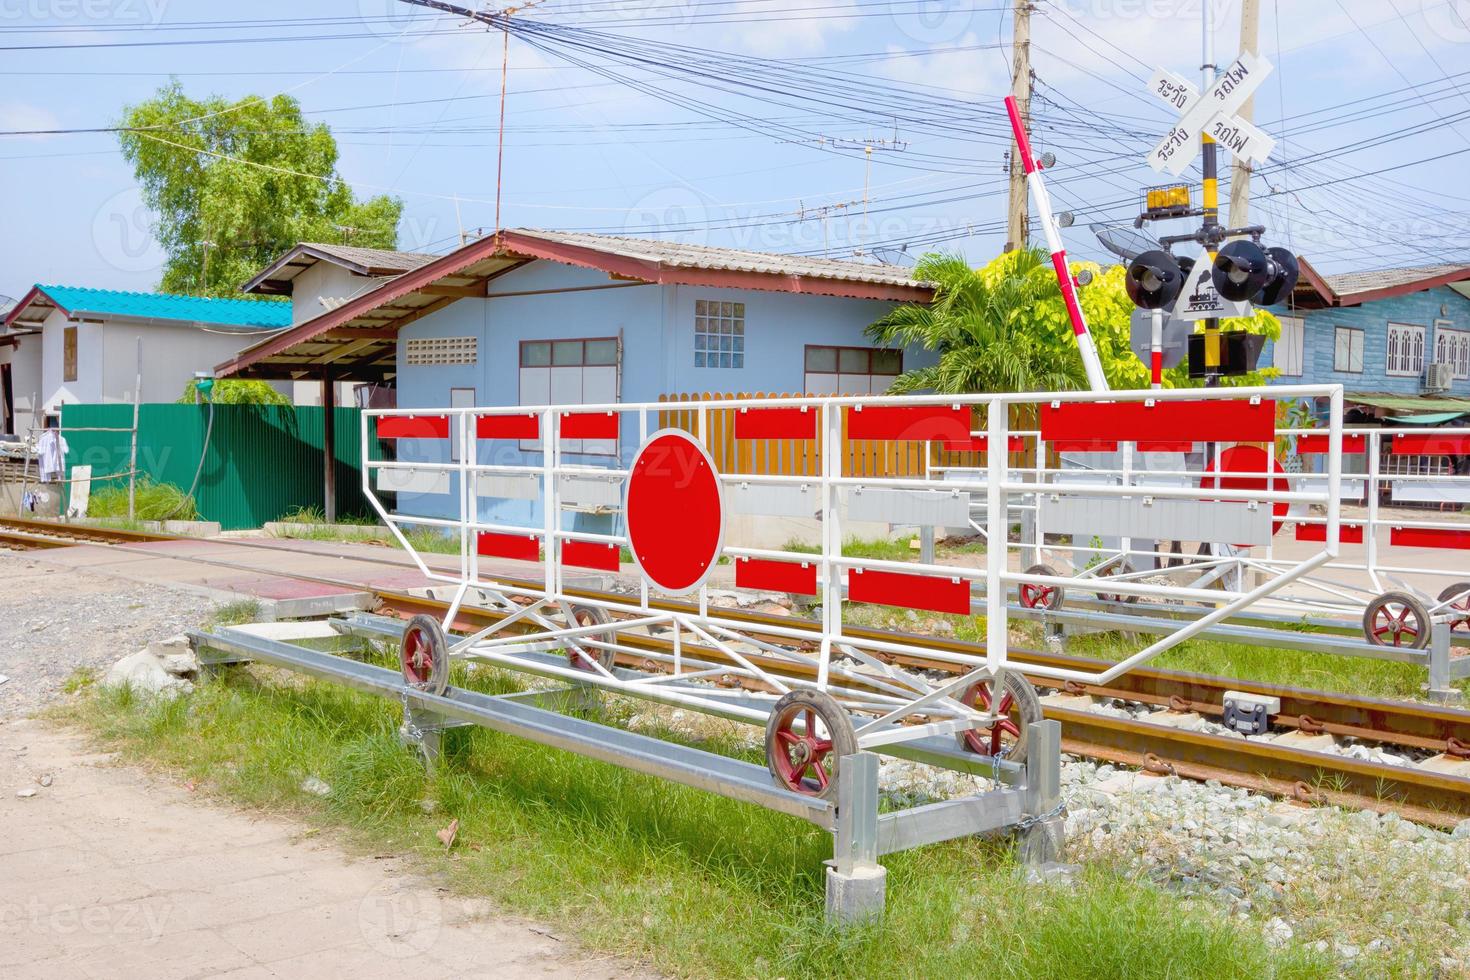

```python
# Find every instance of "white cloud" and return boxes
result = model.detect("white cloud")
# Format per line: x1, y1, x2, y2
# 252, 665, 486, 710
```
0, 102, 61, 141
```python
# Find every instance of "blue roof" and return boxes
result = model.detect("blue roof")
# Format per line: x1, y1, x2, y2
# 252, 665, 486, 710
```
30, 284, 291, 330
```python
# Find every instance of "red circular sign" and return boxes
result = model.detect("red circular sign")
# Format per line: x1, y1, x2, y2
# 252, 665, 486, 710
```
1200, 445, 1289, 539
625, 430, 724, 595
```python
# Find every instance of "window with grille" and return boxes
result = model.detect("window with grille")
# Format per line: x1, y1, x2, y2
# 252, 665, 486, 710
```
1275, 316, 1304, 377
518, 338, 619, 455
694, 299, 744, 369
405, 336, 478, 366
1435, 323, 1470, 380
803, 345, 902, 395
1386, 322, 1426, 377
1333, 326, 1363, 374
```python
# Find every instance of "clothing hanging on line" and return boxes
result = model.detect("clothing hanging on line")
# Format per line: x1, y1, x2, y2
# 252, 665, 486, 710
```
36, 429, 68, 483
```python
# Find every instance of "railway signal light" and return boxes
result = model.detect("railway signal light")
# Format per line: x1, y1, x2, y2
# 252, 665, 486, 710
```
1212, 240, 1298, 306
1124, 250, 1185, 310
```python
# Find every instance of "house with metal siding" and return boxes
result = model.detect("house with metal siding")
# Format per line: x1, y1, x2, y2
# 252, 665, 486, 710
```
0, 285, 292, 437
224, 229, 936, 524
1264, 260, 1470, 415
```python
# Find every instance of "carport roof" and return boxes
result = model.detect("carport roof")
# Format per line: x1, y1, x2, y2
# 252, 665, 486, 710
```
216, 228, 933, 382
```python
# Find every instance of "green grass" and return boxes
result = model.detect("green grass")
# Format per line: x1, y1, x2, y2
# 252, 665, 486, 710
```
782, 534, 985, 562
54, 660, 1338, 979
276, 505, 380, 527
88, 476, 199, 522
1061, 630, 1465, 701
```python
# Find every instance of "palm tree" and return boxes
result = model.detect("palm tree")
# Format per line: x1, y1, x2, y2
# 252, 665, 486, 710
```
867, 248, 1087, 394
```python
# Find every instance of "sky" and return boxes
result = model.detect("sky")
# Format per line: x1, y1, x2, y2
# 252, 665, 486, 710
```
3, 0, 1470, 301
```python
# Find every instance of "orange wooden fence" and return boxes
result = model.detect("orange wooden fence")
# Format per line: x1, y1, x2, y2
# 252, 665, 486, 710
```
656, 392, 1036, 478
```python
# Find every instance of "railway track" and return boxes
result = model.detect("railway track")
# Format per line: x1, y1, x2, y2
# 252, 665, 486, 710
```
8, 515, 1470, 826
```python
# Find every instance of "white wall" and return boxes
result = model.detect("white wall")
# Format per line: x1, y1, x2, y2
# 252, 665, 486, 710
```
15, 310, 278, 419
41, 308, 104, 414
101, 318, 272, 406
6, 334, 43, 434
290, 263, 393, 325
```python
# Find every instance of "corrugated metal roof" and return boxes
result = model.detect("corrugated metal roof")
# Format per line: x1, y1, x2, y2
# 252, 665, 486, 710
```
508, 229, 929, 289
1322, 264, 1469, 299
1346, 392, 1470, 413
31, 285, 291, 329
292, 243, 438, 273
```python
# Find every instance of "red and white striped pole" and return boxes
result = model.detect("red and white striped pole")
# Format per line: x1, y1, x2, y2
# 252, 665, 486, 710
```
1004, 95, 1110, 394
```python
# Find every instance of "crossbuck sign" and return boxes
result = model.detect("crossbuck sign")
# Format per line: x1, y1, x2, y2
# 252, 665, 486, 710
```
1147, 51, 1275, 175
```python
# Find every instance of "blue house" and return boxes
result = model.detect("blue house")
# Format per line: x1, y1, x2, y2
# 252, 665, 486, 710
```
1266, 260, 1470, 419
223, 229, 936, 526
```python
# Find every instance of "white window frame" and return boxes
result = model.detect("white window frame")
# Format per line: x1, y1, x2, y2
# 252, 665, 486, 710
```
1274, 315, 1304, 377
694, 299, 745, 369
802, 345, 903, 395
1386, 322, 1426, 377
518, 337, 620, 457
1435, 322, 1470, 380
1333, 326, 1364, 374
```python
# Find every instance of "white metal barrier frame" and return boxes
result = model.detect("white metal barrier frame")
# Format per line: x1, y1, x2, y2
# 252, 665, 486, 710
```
359, 387, 1343, 766
1007, 420, 1470, 646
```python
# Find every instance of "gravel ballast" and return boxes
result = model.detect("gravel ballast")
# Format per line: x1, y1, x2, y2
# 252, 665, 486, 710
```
0, 556, 216, 720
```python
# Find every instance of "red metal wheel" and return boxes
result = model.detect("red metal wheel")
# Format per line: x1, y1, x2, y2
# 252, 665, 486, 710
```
1019, 563, 1064, 611
957, 671, 1042, 763
1363, 592, 1432, 650
400, 614, 449, 695
1095, 562, 1141, 605
764, 689, 856, 801
1440, 583, 1470, 632
566, 604, 616, 673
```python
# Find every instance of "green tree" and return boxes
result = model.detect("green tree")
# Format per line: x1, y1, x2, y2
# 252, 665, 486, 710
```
118, 81, 403, 297
869, 247, 1281, 393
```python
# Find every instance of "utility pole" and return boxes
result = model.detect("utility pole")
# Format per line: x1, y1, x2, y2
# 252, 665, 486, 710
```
1227, 0, 1261, 233
1005, 0, 1032, 252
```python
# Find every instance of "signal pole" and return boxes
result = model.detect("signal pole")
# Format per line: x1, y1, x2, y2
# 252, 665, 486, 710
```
1227, 0, 1261, 233
1200, 0, 1221, 386
1005, 0, 1032, 251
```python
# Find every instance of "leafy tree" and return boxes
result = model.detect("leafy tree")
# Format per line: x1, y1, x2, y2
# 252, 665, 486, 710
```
869, 247, 1281, 393
118, 81, 403, 297
178, 378, 290, 405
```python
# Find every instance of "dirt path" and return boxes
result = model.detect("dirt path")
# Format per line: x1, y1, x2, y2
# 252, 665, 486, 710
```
0, 720, 642, 979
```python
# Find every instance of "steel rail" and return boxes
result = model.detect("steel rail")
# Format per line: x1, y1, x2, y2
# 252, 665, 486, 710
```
10, 514, 1470, 823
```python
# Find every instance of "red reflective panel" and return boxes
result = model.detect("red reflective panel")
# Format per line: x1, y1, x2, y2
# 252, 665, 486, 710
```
1295, 523, 1364, 544
1296, 434, 1366, 454
735, 407, 817, 440
1052, 439, 1119, 452
847, 568, 971, 615
846, 404, 970, 442
1041, 399, 1275, 444
377, 415, 449, 440
562, 540, 621, 572
625, 431, 724, 594
735, 557, 818, 596
477, 413, 539, 440
1391, 433, 1470, 456
943, 434, 1025, 453
560, 412, 620, 440
476, 532, 539, 561
1391, 526, 1470, 550
1199, 445, 1289, 539
1136, 441, 1195, 452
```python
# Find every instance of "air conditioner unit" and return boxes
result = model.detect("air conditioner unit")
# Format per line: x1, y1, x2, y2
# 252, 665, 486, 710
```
1424, 360, 1453, 393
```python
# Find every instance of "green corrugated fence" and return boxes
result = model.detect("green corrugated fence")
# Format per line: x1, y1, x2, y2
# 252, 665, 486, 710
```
60, 402, 381, 530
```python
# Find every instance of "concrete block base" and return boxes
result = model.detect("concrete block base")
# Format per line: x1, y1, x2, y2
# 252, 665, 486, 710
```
824, 863, 886, 926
